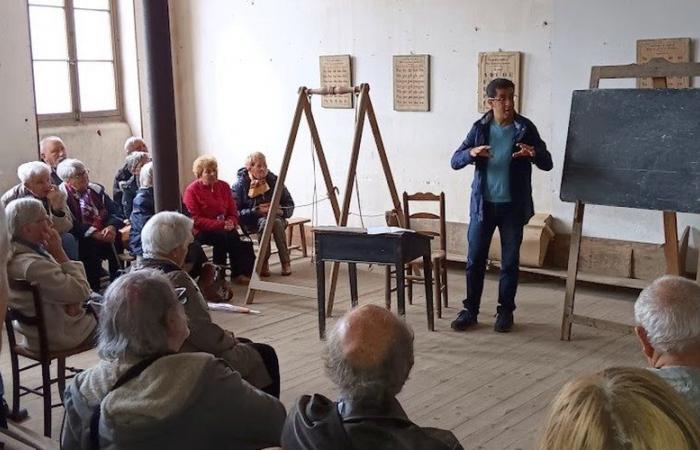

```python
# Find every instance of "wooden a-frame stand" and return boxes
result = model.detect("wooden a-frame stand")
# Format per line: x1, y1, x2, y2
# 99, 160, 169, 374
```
245, 83, 404, 315
561, 58, 700, 340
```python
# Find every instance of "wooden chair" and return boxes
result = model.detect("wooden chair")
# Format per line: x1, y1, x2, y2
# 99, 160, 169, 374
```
5, 279, 94, 437
385, 192, 448, 318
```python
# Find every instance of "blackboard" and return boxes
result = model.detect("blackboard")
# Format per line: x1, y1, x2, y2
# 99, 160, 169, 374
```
560, 89, 700, 213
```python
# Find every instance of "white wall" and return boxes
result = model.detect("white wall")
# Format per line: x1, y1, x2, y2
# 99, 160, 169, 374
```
0, 0, 40, 193
169, 0, 553, 226
551, 0, 700, 245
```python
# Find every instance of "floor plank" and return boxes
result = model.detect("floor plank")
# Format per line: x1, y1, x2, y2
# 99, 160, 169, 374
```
0, 259, 644, 449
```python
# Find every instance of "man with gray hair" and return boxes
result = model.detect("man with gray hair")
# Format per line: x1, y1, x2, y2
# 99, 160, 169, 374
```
132, 211, 280, 395
113, 137, 149, 214
61, 270, 286, 449
2, 161, 77, 259
39, 136, 67, 185
282, 304, 463, 450
5, 198, 96, 352
634, 275, 700, 419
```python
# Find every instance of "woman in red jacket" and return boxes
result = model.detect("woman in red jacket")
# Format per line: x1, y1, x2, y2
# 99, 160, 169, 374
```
183, 155, 254, 283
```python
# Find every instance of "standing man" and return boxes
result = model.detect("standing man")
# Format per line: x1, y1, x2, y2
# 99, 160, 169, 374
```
39, 136, 68, 185
450, 78, 552, 333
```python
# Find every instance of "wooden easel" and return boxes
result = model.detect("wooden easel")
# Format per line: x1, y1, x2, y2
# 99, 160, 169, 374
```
561, 58, 700, 340
245, 83, 404, 315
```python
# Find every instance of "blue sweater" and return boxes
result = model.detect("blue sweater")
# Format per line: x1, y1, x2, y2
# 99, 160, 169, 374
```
451, 112, 553, 226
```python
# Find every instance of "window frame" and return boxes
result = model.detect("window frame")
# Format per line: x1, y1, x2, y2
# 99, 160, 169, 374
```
27, 0, 123, 124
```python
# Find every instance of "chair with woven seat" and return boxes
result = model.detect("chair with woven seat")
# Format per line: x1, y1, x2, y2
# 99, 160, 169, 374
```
5, 279, 94, 438
385, 192, 448, 318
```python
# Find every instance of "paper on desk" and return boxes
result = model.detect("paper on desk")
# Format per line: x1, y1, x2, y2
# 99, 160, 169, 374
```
366, 226, 415, 235
207, 303, 262, 314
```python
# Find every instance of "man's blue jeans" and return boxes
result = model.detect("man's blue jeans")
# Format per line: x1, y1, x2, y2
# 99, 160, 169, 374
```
464, 202, 524, 316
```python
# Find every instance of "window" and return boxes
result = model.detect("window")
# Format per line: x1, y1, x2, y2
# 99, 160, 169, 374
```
27, 0, 120, 120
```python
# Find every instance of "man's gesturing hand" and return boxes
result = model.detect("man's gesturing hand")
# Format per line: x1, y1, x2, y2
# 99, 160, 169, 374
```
469, 145, 491, 158
512, 143, 535, 159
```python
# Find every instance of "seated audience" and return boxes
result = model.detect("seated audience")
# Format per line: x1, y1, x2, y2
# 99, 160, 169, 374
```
132, 211, 280, 395
61, 270, 286, 450
5, 198, 96, 352
538, 367, 700, 450
2, 161, 77, 260
232, 151, 294, 277
113, 136, 148, 210
39, 136, 67, 185
634, 275, 700, 419
183, 155, 254, 283
118, 151, 150, 218
282, 304, 463, 450
58, 158, 126, 291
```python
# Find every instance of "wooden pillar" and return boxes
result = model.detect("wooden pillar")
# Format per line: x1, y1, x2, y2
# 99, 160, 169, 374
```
142, 0, 180, 212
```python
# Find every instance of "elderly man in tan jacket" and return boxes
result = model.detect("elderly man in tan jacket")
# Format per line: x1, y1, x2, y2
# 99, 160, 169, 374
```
5, 198, 96, 352
2, 161, 77, 260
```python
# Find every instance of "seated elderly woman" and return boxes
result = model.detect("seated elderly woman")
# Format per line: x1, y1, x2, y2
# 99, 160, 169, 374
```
232, 151, 295, 277
113, 136, 148, 211
5, 198, 96, 352
132, 211, 280, 395
1, 161, 77, 259
538, 367, 700, 450
116, 151, 150, 218
183, 155, 254, 283
61, 270, 286, 450
57, 158, 126, 291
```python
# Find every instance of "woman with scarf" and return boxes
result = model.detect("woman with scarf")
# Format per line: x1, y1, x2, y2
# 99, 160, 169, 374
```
232, 152, 294, 277
58, 159, 126, 291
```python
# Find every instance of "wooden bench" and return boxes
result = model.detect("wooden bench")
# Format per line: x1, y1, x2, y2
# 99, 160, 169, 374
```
286, 217, 310, 257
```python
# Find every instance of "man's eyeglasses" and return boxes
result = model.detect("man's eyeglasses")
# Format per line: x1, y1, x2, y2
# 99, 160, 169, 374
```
174, 287, 188, 304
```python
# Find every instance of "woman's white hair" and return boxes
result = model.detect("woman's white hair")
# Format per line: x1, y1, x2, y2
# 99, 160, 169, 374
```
4, 198, 46, 237
635, 275, 700, 353
244, 151, 267, 169
56, 158, 87, 181
141, 211, 193, 259
98, 269, 182, 361
139, 161, 154, 188
124, 136, 146, 153
17, 161, 50, 184
125, 151, 149, 172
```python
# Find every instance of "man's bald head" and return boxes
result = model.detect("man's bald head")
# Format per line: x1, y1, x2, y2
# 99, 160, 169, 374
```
39, 136, 67, 169
326, 305, 414, 401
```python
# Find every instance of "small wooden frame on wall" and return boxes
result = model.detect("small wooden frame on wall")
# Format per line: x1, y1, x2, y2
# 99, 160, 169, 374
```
636, 38, 692, 88
393, 54, 430, 111
477, 51, 521, 113
319, 55, 353, 109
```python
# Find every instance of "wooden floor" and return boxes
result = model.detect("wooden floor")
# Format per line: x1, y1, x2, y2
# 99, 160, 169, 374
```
0, 258, 645, 449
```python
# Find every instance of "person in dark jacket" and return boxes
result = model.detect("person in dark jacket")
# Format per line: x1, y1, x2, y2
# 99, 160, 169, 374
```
113, 137, 149, 215
450, 78, 553, 333
58, 159, 127, 291
232, 152, 294, 276
129, 162, 155, 257
119, 151, 150, 218
282, 304, 463, 450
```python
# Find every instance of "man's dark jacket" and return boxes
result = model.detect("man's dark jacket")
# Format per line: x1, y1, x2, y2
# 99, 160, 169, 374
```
281, 394, 463, 450
451, 111, 553, 226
